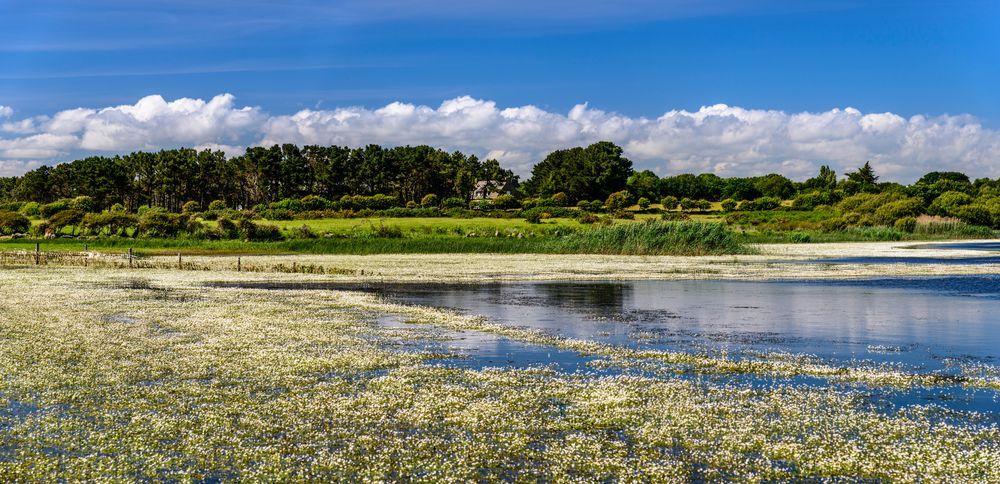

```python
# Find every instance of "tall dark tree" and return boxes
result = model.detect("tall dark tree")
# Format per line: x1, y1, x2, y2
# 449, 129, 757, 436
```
721, 177, 762, 201
802, 165, 838, 191
0, 177, 16, 200
916, 171, 970, 186
12, 166, 55, 203
522, 141, 632, 202
627, 170, 660, 201
843, 161, 880, 194
754, 173, 796, 199
847, 161, 879, 186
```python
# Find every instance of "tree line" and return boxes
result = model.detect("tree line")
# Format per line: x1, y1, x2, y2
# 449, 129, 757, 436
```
0, 144, 515, 213
3, 140, 1000, 222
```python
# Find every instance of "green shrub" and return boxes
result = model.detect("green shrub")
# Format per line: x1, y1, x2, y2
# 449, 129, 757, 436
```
494, 194, 519, 210
69, 196, 95, 213
836, 192, 905, 214
520, 207, 575, 221
361, 194, 400, 210
208, 200, 227, 211
820, 217, 848, 231
270, 198, 304, 212
660, 196, 678, 211
0, 201, 24, 212
894, 217, 917, 233
109, 203, 127, 213
80, 212, 138, 236
738, 197, 782, 211
31, 222, 49, 237
138, 212, 186, 238
300, 195, 330, 211
182, 201, 201, 214
406, 200, 418, 209
0, 210, 30, 234
47, 209, 85, 234
792, 190, 844, 211
216, 218, 239, 239
441, 197, 466, 209
185, 218, 206, 236
375, 207, 444, 218
927, 191, 973, 217
137, 205, 166, 216
613, 210, 635, 220
873, 197, 923, 225
605, 191, 632, 211
19, 202, 40, 217
40, 200, 70, 218
469, 200, 491, 211
421, 194, 439, 208
551, 192, 568, 207
957, 203, 997, 228
238, 219, 283, 241
637, 197, 651, 210
720, 199, 737, 212
679, 198, 695, 210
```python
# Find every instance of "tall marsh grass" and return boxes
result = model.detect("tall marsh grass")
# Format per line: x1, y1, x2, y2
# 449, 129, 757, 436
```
555, 220, 748, 255
1, 221, 748, 256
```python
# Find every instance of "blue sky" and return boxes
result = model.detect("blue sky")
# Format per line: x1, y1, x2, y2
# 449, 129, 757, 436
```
1, 0, 999, 180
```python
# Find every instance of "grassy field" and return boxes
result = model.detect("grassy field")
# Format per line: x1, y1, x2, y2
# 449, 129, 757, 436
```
0, 267, 996, 480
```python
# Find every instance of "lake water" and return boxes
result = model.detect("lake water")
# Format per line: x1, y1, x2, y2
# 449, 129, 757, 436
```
367, 277, 1000, 373
215, 273, 1000, 417
806, 240, 1000, 264
377, 277, 1000, 418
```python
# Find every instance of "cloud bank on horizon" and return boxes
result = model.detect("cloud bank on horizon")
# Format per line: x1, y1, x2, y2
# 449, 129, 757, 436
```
2, 93, 998, 183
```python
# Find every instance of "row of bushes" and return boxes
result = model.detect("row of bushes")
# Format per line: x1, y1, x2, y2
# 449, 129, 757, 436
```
0, 208, 284, 241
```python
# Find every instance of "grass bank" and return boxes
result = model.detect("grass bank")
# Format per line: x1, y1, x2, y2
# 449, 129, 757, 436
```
0, 221, 751, 256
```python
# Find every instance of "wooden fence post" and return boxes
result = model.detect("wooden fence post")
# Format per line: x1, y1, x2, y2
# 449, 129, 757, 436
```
177, 252, 182, 270
237, 257, 241, 272
128, 248, 133, 268
35, 243, 40, 265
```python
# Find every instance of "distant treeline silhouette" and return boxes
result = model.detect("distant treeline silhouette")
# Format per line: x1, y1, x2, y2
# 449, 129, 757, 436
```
1, 140, 996, 215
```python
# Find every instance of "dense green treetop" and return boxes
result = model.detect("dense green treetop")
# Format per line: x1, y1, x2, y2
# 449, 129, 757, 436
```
520, 141, 633, 202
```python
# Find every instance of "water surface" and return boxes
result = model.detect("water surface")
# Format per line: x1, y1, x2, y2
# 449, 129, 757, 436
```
211, 275, 1000, 416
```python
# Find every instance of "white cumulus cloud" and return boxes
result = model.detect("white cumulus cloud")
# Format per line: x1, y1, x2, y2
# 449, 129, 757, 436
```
0, 94, 265, 169
2, 94, 1000, 183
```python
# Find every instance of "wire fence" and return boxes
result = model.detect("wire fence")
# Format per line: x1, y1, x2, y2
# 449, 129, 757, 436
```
0, 246, 352, 275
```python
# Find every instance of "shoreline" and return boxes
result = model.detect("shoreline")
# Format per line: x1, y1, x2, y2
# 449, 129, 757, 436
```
132, 239, 1000, 282
4, 239, 999, 283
